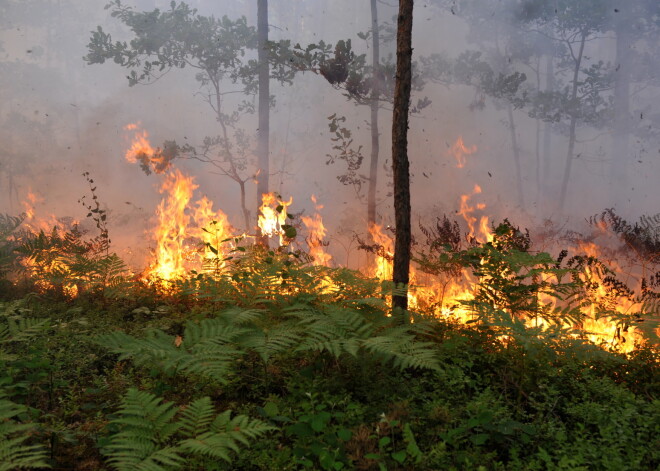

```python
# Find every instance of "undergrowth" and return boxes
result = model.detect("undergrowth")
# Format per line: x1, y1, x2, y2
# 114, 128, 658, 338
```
0, 209, 657, 470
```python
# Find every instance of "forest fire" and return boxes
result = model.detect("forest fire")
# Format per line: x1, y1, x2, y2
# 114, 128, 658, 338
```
106, 125, 656, 352
123, 125, 235, 285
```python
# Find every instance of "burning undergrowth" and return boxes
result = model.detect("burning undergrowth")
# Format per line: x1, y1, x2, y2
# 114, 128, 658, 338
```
0, 124, 657, 356
2, 184, 659, 355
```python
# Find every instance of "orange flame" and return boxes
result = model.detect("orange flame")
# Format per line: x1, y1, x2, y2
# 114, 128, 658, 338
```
123, 122, 170, 174
258, 192, 293, 246
301, 195, 332, 267
144, 169, 197, 281
449, 136, 477, 168
457, 185, 492, 242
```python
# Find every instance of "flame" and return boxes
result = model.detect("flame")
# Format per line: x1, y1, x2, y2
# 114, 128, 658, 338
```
191, 196, 234, 276
114, 124, 653, 352
457, 185, 492, 242
301, 195, 332, 267
258, 192, 293, 246
368, 223, 394, 280
123, 122, 170, 174
144, 169, 197, 281
17, 190, 80, 298
449, 136, 477, 168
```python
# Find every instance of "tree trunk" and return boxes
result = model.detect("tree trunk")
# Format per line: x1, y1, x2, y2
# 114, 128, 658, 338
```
610, 12, 632, 202
534, 56, 541, 207
391, 0, 414, 317
256, 0, 270, 243
558, 31, 586, 212
239, 180, 250, 232
506, 103, 524, 209
367, 0, 380, 232
541, 54, 554, 210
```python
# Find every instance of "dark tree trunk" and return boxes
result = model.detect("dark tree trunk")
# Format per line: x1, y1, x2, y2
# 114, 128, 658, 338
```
391, 0, 414, 317
367, 0, 380, 231
256, 0, 270, 242
558, 31, 586, 212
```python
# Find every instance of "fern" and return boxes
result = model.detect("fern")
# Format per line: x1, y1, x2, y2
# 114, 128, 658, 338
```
103, 388, 274, 470
0, 396, 50, 470
98, 319, 249, 383
363, 325, 442, 371
237, 322, 303, 363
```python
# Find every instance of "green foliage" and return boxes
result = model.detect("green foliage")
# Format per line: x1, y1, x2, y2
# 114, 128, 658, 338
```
325, 114, 365, 193
0, 213, 25, 282
0, 395, 50, 470
0, 306, 50, 469
0, 210, 658, 469
86, 1, 256, 88
102, 388, 274, 470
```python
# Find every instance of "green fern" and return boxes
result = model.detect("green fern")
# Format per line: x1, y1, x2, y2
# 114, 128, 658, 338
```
103, 388, 274, 470
363, 325, 442, 371
98, 319, 249, 383
236, 322, 303, 363
0, 396, 50, 470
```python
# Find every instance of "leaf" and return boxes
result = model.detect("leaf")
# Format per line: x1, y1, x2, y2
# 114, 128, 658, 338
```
391, 449, 407, 464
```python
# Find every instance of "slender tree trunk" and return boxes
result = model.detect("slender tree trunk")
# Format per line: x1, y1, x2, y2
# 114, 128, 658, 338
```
541, 54, 554, 209
610, 14, 631, 202
534, 56, 541, 207
367, 0, 380, 231
558, 32, 586, 211
506, 103, 524, 209
239, 180, 250, 231
214, 83, 250, 231
256, 0, 270, 242
391, 0, 414, 316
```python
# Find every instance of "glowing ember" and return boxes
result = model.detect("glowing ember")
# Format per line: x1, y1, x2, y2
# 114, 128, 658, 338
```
449, 136, 477, 168
258, 192, 293, 246
301, 195, 332, 267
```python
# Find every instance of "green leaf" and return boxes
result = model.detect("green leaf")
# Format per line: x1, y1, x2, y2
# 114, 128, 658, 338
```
391, 449, 407, 464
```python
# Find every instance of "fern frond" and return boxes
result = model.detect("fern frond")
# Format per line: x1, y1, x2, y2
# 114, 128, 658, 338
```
363, 326, 442, 371
179, 411, 274, 462
178, 397, 215, 438
105, 389, 274, 469
237, 323, 303, 363
103, 389, 184, 471
0, 399, 50, 470
98, 325, 244, 383
218, 307, 267, 325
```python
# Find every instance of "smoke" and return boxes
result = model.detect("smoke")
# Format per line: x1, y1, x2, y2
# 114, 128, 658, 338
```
0, 0, 658, 269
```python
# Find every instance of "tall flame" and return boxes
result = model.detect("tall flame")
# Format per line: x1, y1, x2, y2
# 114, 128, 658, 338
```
145, 169, 197, 281
301, 195, 332, 267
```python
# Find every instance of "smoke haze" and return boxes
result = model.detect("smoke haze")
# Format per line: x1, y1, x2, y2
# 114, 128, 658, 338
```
1, 0, 658, 269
